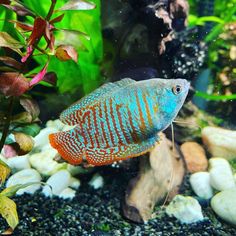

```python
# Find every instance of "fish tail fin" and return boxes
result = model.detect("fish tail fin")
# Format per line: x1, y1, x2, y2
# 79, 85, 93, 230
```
49, 129, 84, 165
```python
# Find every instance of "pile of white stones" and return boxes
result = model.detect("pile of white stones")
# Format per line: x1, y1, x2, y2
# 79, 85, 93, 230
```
0, 119, 104, 199
190, 157, 236, 226
166, 126, 236, 227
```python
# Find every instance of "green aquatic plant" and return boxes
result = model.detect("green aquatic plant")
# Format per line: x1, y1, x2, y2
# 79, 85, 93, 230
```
16, 0, 103, 94
0, 0, 102, 156
188, 0, 236, 101
195, 91, 236, 101
0, 1, 102, 230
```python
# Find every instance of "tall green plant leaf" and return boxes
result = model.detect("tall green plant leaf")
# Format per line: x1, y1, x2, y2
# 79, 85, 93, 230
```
205, 3, 236, 42
195, 91, 236, 101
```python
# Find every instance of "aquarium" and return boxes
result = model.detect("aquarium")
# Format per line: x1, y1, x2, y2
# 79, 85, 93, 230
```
0, 0, 236, 235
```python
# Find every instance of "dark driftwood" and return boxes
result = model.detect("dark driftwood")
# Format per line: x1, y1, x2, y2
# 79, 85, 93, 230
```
122, 133, 186, 223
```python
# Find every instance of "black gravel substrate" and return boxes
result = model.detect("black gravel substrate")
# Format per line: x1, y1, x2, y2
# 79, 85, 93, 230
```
1, 167, 236, 236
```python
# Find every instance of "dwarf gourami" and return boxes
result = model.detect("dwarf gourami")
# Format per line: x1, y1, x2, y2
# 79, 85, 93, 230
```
49, 78, 190, 166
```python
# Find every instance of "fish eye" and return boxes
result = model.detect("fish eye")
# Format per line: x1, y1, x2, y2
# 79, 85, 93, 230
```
172, 85, 182, 95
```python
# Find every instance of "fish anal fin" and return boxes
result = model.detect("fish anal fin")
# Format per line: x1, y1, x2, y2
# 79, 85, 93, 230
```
60, 78, 136, 125
85, 135, 158, 166
49, 129, 84, 165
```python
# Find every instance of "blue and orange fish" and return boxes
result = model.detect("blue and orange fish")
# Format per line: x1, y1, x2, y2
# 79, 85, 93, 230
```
49, 78, 190, 166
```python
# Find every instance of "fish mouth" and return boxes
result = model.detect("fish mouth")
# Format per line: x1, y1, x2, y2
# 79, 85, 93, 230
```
182, 81, 191, 104
185, 81, 191, 93
186, 81, 190, 89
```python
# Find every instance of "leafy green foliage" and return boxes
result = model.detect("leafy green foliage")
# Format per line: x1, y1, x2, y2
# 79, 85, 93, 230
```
195, 91, 236, 101
188, 0, 236, 41
188, 15, 223, 27
0, 2, 103, 230
0, 0, 103, 157
21, 0, 103, 94
189, 0, 236, 101
13, 123, 41, 137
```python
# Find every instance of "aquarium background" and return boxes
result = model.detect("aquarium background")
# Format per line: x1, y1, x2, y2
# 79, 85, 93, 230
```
0, 0, 236, 235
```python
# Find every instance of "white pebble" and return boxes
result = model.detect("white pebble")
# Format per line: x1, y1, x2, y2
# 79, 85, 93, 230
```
67, 164, 93, 176
6, 155, 31, 172
6, 169, 41, 195
69, 177, 81, 190
166, 195, 204, 224
46, 119, 65, 131
33, 127, 58, 150
190, 172, 214, 199
42, 170, 71, 197
211, 188, 236, 226
209, 158, 235, 191
89, 173, 104, 189
29, 149, 67, 176
46, 119, 74, 132
59, 187, 76, 199
202, 126, 236, 161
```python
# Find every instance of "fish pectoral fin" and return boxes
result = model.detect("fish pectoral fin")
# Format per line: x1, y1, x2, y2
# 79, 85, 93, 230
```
85, 136, 158, 166
59, 78, 136, 125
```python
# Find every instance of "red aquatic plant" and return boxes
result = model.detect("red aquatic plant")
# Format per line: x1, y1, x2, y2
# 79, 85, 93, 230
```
0, 0, 94, 156
0, 0, 96, 232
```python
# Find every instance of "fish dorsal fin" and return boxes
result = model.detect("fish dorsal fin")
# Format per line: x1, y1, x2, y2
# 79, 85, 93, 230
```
60, 78, 136, 125
114, 78, 136, 87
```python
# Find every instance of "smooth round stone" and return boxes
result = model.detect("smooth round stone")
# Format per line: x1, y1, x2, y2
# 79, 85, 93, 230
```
190, 172, 213, 199
69, 177, 81, 190
46, 119, 74, 132
59, 187, 76, 199
89, 173, 104, 189
29, 149, 67, 176
6, 169, 41, 195
180, 142, 208, 173
33, 127, 58, 149
166, 195, 204, 224
42, 170, 71, 197
209, 158, 235, 191
6, 155, 31, 172
211, 188, 236, 226
202, 126, 236, 161
46, 119, 65, 131
41, 143, 55, 152
67, 164, 93, 176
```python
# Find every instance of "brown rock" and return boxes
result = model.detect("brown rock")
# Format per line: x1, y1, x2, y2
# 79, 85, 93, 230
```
122, 133, 186, 223
180, 142, 208, 173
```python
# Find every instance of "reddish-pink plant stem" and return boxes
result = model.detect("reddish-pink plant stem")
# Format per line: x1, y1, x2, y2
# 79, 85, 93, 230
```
46, 0, 57, 21
0, 0, 56, 153
0, 96, 14, 153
